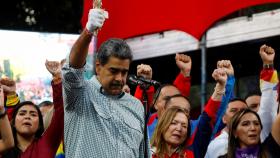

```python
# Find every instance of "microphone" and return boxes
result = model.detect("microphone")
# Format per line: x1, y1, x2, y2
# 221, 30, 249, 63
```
128, 75, 144, 85
138, 76, 161, 86
128, 75, 161, 86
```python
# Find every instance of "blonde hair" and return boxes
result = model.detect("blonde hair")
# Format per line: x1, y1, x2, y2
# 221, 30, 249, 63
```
151, 106, 190, 158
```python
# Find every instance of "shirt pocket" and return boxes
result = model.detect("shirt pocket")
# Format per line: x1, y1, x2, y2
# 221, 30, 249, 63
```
89, 97, 112, 120
122, 116, 144, 150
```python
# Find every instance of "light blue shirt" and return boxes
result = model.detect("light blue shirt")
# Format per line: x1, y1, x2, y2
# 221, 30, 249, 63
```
62, 62, 147, 158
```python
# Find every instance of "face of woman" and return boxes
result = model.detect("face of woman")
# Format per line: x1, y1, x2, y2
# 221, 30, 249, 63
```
234, 113, 261, 148
15, 105, 39, 137
163, 112, 188, 147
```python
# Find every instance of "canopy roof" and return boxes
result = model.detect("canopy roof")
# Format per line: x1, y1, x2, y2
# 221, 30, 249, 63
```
81, 0, 280, 47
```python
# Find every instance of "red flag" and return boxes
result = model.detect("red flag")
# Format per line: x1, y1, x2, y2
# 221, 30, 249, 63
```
81, 0, 280, 47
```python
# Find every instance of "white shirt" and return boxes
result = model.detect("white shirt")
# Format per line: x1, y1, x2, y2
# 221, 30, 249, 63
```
258, 80, 278, 142
205, 130, 228, 158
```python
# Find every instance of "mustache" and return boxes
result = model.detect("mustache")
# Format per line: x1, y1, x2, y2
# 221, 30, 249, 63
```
110, 81, 123, 87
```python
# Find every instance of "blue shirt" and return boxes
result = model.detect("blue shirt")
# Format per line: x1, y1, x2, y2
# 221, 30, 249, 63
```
62, 62, 147, 158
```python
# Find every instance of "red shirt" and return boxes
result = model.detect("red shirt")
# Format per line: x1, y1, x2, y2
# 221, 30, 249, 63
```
20, 82, 63, 158
152, 149, 194, 158
1, 82, 64, 158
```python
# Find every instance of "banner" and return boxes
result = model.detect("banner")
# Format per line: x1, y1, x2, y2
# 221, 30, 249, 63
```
81, 0, 280, 46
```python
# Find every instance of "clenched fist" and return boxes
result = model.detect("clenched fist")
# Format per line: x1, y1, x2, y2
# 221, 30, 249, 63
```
259, 44, 275, 65
217, 60, 234, 76
212, 68, 227, 86
137, 64, 152, 80
175, 53, 192, 77
0, 78, 16, 95
86, 9, 108, 33
45, 59, 64, 78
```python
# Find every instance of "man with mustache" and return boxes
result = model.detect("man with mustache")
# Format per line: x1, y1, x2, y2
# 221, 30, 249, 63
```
62, 8, 147, 158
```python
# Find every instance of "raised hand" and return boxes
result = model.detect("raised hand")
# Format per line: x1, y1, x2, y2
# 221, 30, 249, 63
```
86, 8, 108, 33
259, 44, 275, 65
211, 68, 227, 100
175, 53, 192, 77
45, 60, 62, 78
0, 84, 14, 152
217, 60, 234, 76
0, 78, 16, 95
212, 68, 227, 86
137, 64, 152, 80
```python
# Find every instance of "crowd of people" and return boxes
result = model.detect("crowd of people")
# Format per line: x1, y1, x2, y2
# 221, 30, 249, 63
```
0, 8, 279, 158
16, 79, 53, 104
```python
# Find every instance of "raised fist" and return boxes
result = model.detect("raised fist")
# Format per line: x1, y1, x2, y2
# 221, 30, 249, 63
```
86, 9, 108, 33
259, 44, 275, 64
217, 60, 234, 76
212, 68, 227, 86
175, 53, 192, 77
45, 59, 64, 78
0, 78, 16, 94
137, 64, 152, 80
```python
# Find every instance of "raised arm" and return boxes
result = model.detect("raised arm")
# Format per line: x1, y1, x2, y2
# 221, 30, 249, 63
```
43, 59, 64, 130
134, 64, 155, 107
258, 44, 279, 142
198, 68, 228, 128
211, 60, 235, 138
41, 60, 64, 154
201, 67, 228, 129
45, 59, 64, 84
173, 53, 192, 97
0, 78, 19, 120
211, 68, 227, 101
202, 67, 227, 128
69, 9, 107, 68
0, 86, 14, 153
62, 9, 108, 111
191, 68, 227, 158
216, 60, 235, 102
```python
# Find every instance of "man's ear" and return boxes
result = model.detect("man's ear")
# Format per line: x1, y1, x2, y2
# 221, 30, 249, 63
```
95, 60, 101, 75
